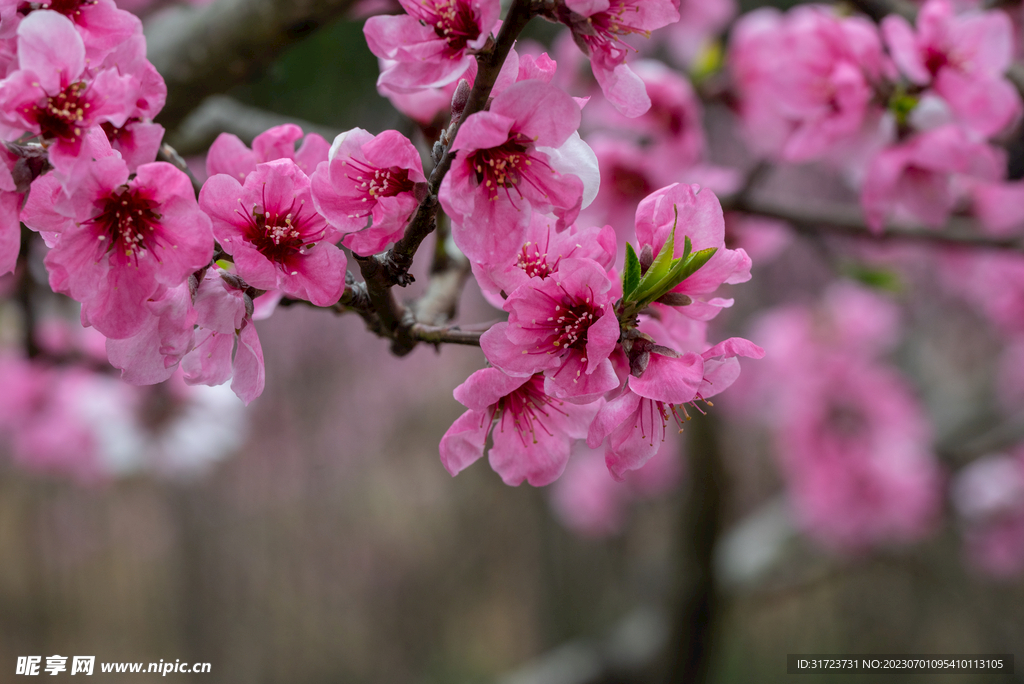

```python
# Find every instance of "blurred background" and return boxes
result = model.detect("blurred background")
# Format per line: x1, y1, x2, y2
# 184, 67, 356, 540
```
3, 0, 1024, 682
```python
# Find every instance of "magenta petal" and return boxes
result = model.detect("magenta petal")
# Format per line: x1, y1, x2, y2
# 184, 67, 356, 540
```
545, 355, 619, 402
699, 357, 741, 399
588, 389, 641, 449
230, 242, 280, 292
294, 134, 330, 175
106, 284, 196, 385
86, 261, 159, 339
489, 423, 573, 487
194, 275, 246, 334
490, 80, 581, 148
451, 110, 516, 152
17, 11, 85, 93
280, 243, 346, 307
702, 336, 766, 361
439, 409, 490, 476
362, 130, 426, 182
605, 407, 663, 481
628, 352, 704, 405
0, 191, 20, 275
453, 365, 532, 410
881, 15, 928, 84
252, 124, 303, 164
593, 62, 651, 118
481, 322, 559, 376
207, 133, 257, 180
584, 311, 620, 374
182, 328, 234, 387
231, 320, 265, 404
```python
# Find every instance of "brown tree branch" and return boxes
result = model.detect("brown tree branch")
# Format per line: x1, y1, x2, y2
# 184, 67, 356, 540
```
365, 0, 538, 290
726, 193, 1024, 253
167, 95, 343, 157
351, 0, 536, 354
15, 225, 40, 359
659, 414, 727, 684
145, 0, 360, 131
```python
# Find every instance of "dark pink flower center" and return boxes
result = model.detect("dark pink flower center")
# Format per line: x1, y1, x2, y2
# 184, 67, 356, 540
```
581, 1, 649, 59
346, 159, 415, 205
101, 118, 139, 146
238, 194, 324, 266
487, 375, 567, 447
647, 99, 686, 137
18, 0, 97, 18
923, 45, 949, 77
549, 299, 599, 351
409, 0, 481, 53
609, 164, 653, 203
31, 81, 90, 143
516, 241, 559, 279
87, 186, 162, 261
823, 402, 868, 443
469, 135, 544, 201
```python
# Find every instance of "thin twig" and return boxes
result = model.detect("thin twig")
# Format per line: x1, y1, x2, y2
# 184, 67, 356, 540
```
407, 323, 484, 346
156, 143, 202, 195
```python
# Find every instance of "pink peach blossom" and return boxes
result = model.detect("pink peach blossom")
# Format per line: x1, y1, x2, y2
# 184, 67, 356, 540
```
479, 256, 621, 401
561, 0, 680, 117
207, 123, 330, 182
440, 80, 593, 264
440, 368, 599, 486
310, 127, 425, 256
200, 158, 346, 307
364, 0, 499, 93
26, 156, 213, 339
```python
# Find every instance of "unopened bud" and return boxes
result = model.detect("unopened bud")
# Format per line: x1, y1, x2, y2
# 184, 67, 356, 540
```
451, 79, 471, 119
655, 292, 692, 307
243, 293, 255, 319
219, 272, 246, 290
629, 350, 650, 378
639, 244, 654, 274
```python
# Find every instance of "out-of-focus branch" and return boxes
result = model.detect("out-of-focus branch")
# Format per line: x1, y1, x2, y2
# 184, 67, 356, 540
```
843, 0, 916, 21
156, 142, 202, 195
15, 225, 40, 359
659, 414, 727, 684
145, 0, 360, 131
167, 95, 343, 157
726, 193, 1024, 253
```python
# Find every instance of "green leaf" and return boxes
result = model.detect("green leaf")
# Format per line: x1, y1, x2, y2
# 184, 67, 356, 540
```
844, 263, 903, 292
666, 247, 718, 287
631, 205, 679, 302
644, 216, 677, 285
888, 89, 919, 127
623, 243, 641, 300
